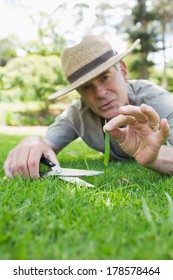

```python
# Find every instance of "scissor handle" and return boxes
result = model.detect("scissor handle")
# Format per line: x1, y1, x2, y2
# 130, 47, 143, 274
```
40, 157, 56, 168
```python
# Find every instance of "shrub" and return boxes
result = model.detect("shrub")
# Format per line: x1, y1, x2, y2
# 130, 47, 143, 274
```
0, 55, 68, 110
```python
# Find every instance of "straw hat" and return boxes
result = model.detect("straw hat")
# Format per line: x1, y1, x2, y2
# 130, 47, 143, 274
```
48, 35, 140, 100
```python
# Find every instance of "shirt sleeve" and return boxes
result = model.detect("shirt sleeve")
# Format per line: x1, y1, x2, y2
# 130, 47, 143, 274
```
45, 103, 81, 151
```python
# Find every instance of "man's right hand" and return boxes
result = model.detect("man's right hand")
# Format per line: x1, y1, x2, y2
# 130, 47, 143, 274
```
3, 136, 59, 179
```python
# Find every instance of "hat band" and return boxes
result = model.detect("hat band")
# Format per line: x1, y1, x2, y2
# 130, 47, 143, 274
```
67, 50, 117, 83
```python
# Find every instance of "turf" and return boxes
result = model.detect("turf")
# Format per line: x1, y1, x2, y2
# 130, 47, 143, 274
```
0, 134, 173, 260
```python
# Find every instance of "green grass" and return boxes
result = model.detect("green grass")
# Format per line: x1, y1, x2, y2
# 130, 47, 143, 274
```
0, 134, 173, 260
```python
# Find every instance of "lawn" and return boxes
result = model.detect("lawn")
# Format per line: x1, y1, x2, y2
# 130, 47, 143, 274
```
0, 133, 173, 260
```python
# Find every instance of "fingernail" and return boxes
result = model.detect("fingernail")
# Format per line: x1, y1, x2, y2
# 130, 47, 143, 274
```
103, 124, 111, 132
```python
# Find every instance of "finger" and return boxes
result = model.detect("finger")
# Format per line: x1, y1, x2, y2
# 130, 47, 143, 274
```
27, 147, 43, 179
107, 127, 127, 143
10, 145, 31, 178
140, 104, 160, 128
4, 148, 29, 178
16, 158, 30, 178
119, 105, 148, 123
103, 115, 136, 143
103, 114, 136, 132
3, 152, 14, 178
157, 118, 170, 145
27, 145, 59, 179
7, 138, 37, 178
43, 150, 59, 166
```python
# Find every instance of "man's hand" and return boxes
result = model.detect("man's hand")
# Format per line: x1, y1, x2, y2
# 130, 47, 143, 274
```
3, 136, 59, 179
103, 104, 170, 167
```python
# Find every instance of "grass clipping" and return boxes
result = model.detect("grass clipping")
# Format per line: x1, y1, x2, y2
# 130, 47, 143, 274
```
104, 120, 110, 166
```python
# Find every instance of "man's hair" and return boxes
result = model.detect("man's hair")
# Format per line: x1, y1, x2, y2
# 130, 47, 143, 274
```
114, 62, 121, 71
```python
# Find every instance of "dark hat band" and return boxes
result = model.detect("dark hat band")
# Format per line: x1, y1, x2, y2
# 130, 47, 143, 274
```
67, 50, 117, 83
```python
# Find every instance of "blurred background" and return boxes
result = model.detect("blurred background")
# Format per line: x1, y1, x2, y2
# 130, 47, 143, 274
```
0, 0, 173, 127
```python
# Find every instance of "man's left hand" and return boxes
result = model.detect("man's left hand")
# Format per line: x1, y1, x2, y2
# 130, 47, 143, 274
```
103, 104, 170, 167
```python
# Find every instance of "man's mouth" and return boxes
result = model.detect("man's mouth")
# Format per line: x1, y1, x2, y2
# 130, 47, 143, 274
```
99, 100, 116, 111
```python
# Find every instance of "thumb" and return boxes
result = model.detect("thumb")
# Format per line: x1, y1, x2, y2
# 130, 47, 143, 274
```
43, 150, 60, 166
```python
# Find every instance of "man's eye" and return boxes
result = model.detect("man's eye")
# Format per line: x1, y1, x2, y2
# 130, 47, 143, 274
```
100, 75, 108, 81
81, 84, 91, 91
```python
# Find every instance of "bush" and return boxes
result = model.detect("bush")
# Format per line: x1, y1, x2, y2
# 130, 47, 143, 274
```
4, 111, 56, 126
149, 67, 173, 92
0, 55, 68, 110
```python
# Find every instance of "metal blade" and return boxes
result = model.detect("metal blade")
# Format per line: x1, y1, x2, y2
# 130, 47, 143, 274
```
57, 168, 103, 177
59, 176, 95, 188
40, 157, 103, 177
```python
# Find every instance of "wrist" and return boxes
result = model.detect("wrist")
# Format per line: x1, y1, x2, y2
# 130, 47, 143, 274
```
142, 145, 173, 175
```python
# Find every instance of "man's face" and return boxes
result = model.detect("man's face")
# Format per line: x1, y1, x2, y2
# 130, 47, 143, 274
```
78, 62, 129, 120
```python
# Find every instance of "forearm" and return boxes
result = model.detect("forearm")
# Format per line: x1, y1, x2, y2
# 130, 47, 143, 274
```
144, 145, 173, 175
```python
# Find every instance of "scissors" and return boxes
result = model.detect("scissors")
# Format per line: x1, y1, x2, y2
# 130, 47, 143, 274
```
40, 157, 104, 188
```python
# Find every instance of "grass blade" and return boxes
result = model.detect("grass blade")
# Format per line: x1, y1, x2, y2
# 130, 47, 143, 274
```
165, 192, 173, 224
142, 197, 152, 223
104, 120, 110, 166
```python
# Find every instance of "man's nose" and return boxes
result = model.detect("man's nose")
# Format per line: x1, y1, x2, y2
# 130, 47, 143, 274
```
94, 84, 107, 98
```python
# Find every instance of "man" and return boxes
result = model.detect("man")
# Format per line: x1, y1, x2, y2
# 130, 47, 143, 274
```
3, 34, 173, 178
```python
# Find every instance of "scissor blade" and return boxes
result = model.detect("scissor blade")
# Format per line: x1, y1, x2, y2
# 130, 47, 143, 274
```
40, 157, 103, 177
59, 176, 95, 188
57, 168, 103, 177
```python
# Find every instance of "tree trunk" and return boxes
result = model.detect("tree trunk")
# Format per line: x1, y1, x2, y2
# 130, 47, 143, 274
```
161, 10, 168, 89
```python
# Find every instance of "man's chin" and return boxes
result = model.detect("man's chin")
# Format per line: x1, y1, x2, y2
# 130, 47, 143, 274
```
101, 110, 119, 120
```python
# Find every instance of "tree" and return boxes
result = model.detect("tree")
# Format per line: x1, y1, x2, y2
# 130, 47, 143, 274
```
152, 0, 173, 88
23, 11, 66, 56
0, 35, 18, 66
92, 0, 132, 38
1, 55, 68, 111
125, 0, 159, 79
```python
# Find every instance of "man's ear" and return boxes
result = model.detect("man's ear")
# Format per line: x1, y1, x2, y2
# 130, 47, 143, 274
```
120, 61, 129, 81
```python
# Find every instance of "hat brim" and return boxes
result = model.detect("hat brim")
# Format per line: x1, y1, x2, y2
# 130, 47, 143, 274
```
48, 39, 140, 100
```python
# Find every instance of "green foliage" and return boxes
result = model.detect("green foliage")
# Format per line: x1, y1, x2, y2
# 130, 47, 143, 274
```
0, 35, 18, 66
126, 0, 158, 79
149, 67, 173, 92
0, 55, 68, 110
5, 112, 20, 126
0, 100, 69, 126
25, 11, 66, 56
3, 111, 56, 126
125, 53, 173, 91
1, 134, 173, 260
104, 129, 110, 167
